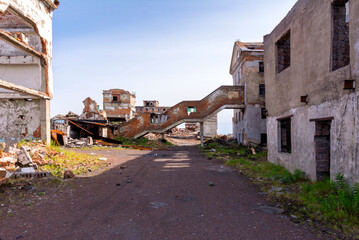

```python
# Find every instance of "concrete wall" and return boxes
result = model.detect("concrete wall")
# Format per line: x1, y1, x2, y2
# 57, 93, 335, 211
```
264, 0, 359, 182
203, 114, 217, 138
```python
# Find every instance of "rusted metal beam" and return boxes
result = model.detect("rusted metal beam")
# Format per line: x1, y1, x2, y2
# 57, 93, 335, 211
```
68, 120, 94, 136
0, 79, 50, 99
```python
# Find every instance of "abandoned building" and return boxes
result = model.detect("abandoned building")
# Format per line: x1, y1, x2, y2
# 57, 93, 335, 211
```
264, 0, 359, 182
79, 97, 107, 122
0, 0, 59, 144
230, 41, 266, 145
103, 89, 136, 123
135, 100, 170, 116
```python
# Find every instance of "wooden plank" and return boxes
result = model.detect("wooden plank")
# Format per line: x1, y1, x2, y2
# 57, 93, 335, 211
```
0, 79, 50, 99
309, 117, 334, 122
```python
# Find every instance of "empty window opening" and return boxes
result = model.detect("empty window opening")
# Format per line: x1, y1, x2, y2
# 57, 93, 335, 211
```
261, 133, 267, 145
315, 121, 331, 181
277, 31, 291, 73
259, 62, 264, 73
332, 0, 350, 71
112, 96, 118, 102
279, 118, 291, 153
187, 106, 196, 115
259, 84, 265, 96
261, 108, 267, 119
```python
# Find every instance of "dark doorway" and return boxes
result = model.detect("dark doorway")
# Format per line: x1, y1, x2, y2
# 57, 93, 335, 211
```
315, 121, 331, 181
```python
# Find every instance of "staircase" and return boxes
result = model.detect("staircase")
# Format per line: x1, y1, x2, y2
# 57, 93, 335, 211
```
118, 85, 245, 139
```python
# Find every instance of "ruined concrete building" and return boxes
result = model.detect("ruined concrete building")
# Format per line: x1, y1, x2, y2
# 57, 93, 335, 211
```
0, 0, 58, 144
264, 0, 358, 182
135, 100, 169, 116
103, 89, 136, 123
79, 97, 107, 122
230, 41, 266, 145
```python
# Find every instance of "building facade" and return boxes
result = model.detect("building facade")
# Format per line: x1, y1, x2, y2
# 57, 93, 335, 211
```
135, 100, 170, 116
0, 0, 58, 144
264, 0, 359, 182
103, 89, 136, 123
230, 41, 266, 145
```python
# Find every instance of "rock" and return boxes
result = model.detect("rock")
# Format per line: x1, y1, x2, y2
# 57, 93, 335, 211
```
17, 147, 33, 166
254, 205, 285, 215
18, 167, 36, 173
208, 182, 215, 186
99, 157, 107, 161
270, 186, 283, 192
290, 215, 298, 219
63, 170, 75, 179
120, 165, 127, 169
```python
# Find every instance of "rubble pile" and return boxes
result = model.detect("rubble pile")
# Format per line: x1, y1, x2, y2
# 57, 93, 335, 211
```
166, 127, 199, 139
0, 141, 57, 185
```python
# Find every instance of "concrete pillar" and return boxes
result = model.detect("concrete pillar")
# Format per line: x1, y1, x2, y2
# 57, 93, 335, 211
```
161, 133, 165, 140
40, 99, 50, 145
200, 122, 204, 147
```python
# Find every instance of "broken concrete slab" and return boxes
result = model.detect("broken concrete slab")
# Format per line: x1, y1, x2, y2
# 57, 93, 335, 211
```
17, 147, 33, 167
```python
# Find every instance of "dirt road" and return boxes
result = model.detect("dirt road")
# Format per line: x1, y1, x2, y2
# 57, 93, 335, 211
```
0, 141, 319, 240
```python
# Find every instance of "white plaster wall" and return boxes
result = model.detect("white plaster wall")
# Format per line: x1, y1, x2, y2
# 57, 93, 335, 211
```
203, 114, 217, 138
268, 91, 359, 183
0, 64, 41, 92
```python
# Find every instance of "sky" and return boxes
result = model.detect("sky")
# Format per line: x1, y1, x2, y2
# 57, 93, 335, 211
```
51, 0, 297, 134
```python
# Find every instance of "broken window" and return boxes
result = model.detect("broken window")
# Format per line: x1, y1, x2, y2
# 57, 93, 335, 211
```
276, 31, 291, 73
259, 62, 264, 73
279, 118, 291, 153
187, 107, 197, 115
332, 0, 350, 71
259, 84, 265, 96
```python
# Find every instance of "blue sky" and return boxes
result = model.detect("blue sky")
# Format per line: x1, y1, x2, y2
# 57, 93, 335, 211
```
52, 0, 297, 134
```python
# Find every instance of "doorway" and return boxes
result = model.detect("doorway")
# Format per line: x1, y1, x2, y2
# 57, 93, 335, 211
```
315, 121, 331, 181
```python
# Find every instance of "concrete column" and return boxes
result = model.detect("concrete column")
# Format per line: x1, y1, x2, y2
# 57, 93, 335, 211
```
40, 99, 50, 145
161, 133, 165, 140
200, 122, 204, 147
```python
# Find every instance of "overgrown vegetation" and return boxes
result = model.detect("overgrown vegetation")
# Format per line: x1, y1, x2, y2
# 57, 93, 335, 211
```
200, 141, 359, 238
40, 145, 107, 178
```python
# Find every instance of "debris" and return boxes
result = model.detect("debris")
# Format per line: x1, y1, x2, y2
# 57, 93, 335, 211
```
116, 183, 121, 186
99, 157, 108, 161
124, 177, 132, 183
150, 202, 168, 209
87, 136, 93, 146
120, 165, 127, 169
175, 195, 193, 201
291, 215, 298, 219
63, 170, 75, 179
18, 167, 36, 173
251, 148, 257, 155
17, 147, 33, 167
254, 205, 285, 215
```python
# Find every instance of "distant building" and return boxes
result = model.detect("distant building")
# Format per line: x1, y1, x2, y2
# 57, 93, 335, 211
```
230, 41, 266, 145
103, 89, 136, 122
264, 0, 359, 182
135, 100, 170, 116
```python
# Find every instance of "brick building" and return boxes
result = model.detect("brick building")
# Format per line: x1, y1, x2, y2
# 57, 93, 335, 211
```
230, 41, 266, 145
135, 100, 169, 116
103, 89, 136, 123
264, 0, 359, 182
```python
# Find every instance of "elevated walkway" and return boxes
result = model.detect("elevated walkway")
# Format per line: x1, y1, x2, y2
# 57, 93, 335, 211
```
118, 86, 245, 140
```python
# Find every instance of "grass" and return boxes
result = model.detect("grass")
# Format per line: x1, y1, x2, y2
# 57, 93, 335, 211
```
200, 140, 359, 238
39, 145, 107, 178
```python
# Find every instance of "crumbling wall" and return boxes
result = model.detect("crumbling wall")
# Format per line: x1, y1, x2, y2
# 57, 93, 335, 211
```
79, 97, 107, 121
267, 91, 359, 183
0, 0, 57, 144
0, 99, 41, 141
103, 89, 136, 122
